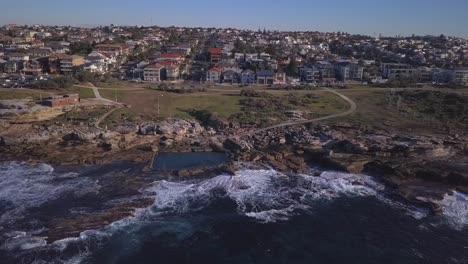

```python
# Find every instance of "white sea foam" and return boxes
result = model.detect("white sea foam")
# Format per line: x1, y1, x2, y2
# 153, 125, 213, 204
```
437, 191, 468, 230
1, 231, 47, 251
143, 169, 390, 223
0, 162, 100, 225
2, 162, 466, 264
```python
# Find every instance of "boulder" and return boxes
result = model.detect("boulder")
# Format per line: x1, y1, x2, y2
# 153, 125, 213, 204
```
323, 153, 374, 174
209, 137, 225, 152
224, 138, 252, 153
62, 132, 84, 142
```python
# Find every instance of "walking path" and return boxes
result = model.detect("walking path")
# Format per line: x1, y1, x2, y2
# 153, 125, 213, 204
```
74, 83, 124, 131
253, 87, 357, 134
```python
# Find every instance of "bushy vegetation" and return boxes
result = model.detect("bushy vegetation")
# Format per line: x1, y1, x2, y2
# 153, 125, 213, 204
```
69, 42, 94, 55
75, 72, 115, 83
229, 93, 293, 127
149, 83, 206, 94
385, 90, 468, 130
31, 76, 78, 89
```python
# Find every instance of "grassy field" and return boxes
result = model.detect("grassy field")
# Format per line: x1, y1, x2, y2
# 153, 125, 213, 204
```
98, 87, 350, 128
93, 82, 150, 89
100, 88, 242, 119
326, 89, 467, 134
68, 87, 96, 99
0, 88, 54, 100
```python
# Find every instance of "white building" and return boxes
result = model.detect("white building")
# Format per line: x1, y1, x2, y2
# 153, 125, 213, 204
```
453, 68, 468, 86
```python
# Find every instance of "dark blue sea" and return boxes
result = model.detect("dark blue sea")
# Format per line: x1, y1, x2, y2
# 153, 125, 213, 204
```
0, 162, 467, 264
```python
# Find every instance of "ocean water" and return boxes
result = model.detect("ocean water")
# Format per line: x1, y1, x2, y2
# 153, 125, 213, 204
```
0, 162, 467, 264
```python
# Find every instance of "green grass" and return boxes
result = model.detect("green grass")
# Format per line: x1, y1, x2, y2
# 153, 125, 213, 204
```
100, 89, 124, 102
68, 87, 96, 99
94, 82, 149, 89
171, 95, 242, 119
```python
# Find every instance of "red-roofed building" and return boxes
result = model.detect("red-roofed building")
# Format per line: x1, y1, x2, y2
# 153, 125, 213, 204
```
144, 64, 166, 82
206, 67, 222, 82
210, 48, 222, 63
94, 44, 130, 57
159, 61, 180, 80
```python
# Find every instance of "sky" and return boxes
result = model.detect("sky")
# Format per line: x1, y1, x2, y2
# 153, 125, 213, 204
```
1, 0, 467, 37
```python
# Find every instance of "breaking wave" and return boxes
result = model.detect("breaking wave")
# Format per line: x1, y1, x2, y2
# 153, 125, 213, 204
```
1, 162, 467, 264
437, 191, 468, 230
0, 162, 100, 225
144, 170, 407, 223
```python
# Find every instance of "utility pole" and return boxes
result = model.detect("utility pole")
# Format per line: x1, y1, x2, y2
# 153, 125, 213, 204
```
157, 94, 164, 118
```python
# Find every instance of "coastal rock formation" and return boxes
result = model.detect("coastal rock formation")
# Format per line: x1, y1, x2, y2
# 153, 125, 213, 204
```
139, 120, 205, 137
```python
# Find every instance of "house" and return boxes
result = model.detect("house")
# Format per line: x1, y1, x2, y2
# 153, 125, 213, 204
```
222, 70, 240, 84
144, 64, 166, 82
335, 62, 363, 82
94, 44, 130, 57
159, 61, 180, 80
22, 60, 42, 75
83, 63, 107, 73
60, 55, 85, 75
210, 48, 222, 63
28, 48, 52, 58
432, 68, 453, 84
42, 94, 80, 107
84, 52, 112, 73
381, 63, 415, 79
316, 61, 336, 81
453, 68, 468, 86
240, 69, 256, 85
8, 53, 29, 61
46, 42, 70, 54
300, 66, 320, 83
3, 61, 20, 73
206, 67, 222, 83
416, 67, 433, 83
167, 44, 192, 55
256, 70, 274, 85
275, 72, 287, 84
47, 53, 69, 74
154, 53, 185, 63
234, 53, 245, 61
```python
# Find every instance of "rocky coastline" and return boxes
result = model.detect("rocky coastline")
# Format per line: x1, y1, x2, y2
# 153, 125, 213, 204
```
1, 118, 467, 215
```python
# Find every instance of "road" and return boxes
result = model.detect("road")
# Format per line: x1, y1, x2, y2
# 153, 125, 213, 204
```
254, 87, 357, 134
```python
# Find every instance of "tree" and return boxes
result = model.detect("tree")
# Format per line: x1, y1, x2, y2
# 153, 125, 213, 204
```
69, 42, 93, 55
285, 58, 299, 77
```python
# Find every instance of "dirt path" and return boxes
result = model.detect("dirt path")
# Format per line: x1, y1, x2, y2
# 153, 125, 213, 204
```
254, 87, 357, 134
74, 83, 124, 131
93, 105, 124, 131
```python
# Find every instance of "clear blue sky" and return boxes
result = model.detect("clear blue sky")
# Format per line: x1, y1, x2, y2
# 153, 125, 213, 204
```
2, 0, 467, 37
